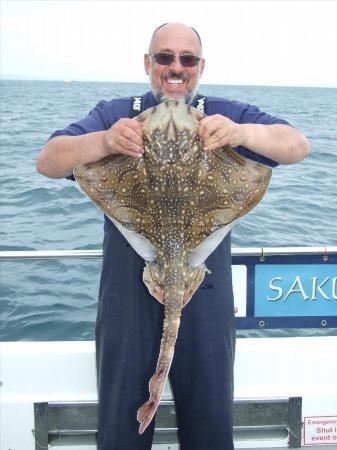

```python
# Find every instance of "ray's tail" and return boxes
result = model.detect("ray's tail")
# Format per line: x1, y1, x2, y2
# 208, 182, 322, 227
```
137, 281, 184, 434
137, 366, 169, 434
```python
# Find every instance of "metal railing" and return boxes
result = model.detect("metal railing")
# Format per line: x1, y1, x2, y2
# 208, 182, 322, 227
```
34, 397, 302, 449
1, 246, 336, 260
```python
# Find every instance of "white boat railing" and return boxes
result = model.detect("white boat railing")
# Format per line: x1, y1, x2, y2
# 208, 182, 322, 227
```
1, 246, 336, 260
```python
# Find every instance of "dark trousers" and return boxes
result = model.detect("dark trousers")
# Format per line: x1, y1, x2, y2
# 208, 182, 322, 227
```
96, 225, 236, 450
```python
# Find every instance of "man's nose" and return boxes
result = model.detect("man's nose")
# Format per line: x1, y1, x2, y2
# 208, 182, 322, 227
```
169, 55, 184, 72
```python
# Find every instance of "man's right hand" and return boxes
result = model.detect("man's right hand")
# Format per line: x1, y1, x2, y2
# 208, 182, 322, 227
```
103, 118, 144, 159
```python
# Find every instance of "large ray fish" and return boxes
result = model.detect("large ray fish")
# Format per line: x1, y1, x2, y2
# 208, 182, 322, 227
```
73, 99, 272, 434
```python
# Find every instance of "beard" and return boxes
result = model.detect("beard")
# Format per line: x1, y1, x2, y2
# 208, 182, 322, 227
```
150, 71, 200, 105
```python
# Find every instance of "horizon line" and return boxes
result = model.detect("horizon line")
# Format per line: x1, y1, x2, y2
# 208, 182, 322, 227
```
1, 77, 336, 89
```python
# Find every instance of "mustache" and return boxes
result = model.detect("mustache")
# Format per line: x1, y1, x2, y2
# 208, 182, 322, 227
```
160, 71, 190, 82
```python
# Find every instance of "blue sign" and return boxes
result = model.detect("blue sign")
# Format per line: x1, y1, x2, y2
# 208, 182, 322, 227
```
255, 264, 337, 317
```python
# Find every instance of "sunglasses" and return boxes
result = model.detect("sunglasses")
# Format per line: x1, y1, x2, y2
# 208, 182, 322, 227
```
150, 52, 201, 67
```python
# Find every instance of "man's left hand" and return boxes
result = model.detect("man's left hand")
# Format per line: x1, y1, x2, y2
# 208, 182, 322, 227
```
197, 114, 243, 151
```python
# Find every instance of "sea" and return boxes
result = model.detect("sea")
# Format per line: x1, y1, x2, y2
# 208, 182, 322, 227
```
0, 80, 336, 341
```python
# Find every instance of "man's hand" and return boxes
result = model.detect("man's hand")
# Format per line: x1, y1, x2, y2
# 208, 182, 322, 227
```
103, 118, 144, 158
198, 114, 243, 151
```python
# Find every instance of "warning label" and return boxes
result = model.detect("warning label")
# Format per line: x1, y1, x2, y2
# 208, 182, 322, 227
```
304, 416, 337, 446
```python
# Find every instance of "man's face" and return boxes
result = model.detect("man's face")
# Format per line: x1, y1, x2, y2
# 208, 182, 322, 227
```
144, 25, 205, 104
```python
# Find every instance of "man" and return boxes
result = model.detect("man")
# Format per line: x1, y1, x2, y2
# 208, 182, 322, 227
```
37, 22, 309, 450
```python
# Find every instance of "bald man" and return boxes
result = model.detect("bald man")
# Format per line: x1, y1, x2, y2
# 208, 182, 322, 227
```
37, 23, 309, 450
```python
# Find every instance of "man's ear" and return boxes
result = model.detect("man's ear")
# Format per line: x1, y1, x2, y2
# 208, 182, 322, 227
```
144, 53, 151, 75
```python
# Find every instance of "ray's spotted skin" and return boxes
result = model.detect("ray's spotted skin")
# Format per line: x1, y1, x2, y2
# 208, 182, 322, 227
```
73, 99, 271, 434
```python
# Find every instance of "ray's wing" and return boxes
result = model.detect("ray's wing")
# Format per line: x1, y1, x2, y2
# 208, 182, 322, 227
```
187, 145, 272, 248
74, 154, 156, 237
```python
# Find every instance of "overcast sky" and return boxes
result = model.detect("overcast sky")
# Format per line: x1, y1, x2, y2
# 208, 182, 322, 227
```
1, 0, 337, 87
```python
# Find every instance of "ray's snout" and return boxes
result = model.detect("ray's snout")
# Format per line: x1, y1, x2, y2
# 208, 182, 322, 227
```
164, 110, 179, 141
144, 99, 200, 138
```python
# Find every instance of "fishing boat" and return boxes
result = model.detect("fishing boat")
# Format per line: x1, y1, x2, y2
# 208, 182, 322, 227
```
1, 246, 336, 449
